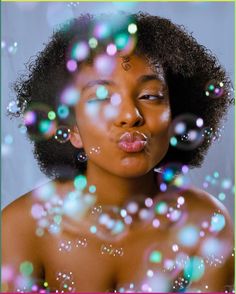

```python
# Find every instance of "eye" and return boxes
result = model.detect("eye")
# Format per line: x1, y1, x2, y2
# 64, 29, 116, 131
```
139, 94, 164, 101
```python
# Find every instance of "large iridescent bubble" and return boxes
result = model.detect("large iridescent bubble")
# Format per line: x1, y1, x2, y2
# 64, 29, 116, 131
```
169, 113, 204, 150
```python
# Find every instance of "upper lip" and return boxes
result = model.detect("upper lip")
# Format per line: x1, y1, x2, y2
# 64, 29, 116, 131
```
118, 131, 148, 143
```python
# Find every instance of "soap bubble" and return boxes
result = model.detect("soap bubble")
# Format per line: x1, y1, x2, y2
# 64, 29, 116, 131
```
169, 114, 204, 150
54, 126, 71, 143
76, 150, 87, 162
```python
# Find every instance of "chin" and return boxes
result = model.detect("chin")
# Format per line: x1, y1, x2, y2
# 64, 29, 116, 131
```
113, 158, 153, 178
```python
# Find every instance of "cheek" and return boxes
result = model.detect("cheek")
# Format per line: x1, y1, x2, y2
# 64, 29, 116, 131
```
77, 102, 118, 131
147, 107, 171, 136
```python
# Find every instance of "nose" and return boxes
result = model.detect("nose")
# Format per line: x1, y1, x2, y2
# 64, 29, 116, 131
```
114, 98, 144, 128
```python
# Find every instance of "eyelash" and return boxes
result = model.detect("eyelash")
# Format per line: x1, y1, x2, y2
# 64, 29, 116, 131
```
139, 94, 164, 101
87, 94, 164, 103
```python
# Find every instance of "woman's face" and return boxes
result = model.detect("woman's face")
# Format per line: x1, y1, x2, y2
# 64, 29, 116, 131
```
72, 54, 171, 178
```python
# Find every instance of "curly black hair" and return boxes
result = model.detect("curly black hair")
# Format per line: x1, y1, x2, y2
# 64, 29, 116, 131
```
11, 13, 233, 180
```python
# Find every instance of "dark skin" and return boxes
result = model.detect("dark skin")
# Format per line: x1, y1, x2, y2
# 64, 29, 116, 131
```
2, 55, 234, 292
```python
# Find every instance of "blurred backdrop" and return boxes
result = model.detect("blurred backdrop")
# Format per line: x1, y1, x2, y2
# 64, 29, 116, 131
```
1, 2, 234, 219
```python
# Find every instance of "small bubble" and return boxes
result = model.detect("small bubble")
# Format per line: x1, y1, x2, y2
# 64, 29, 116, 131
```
77, 150, 87, 162
54, 126, 71, 143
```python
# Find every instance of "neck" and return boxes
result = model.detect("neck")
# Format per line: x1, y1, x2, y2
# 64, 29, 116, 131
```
84, 161, 159, 207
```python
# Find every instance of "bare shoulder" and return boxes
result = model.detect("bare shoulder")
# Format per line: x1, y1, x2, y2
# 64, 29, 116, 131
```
180, 186, 234, 243
2, 185, 51, 292
2, 190, 36, 233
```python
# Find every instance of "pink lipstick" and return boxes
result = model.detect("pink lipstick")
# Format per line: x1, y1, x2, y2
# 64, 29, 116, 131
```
118, 132, 147, 153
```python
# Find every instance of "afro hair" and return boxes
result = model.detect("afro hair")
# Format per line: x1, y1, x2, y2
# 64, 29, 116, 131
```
11, 13, 234, 180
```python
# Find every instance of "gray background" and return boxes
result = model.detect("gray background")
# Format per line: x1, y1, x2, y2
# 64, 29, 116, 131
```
1, 2, 234, 219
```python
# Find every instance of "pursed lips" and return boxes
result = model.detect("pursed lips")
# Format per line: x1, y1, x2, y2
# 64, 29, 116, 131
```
117, 131, 148, 153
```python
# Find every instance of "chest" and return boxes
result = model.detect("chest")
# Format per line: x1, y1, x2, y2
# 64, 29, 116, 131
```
39, 218, 195, 292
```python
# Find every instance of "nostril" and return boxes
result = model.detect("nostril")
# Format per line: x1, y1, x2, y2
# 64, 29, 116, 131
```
134, 118, 143, 127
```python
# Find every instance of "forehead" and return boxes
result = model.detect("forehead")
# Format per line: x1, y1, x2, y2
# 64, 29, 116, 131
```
74, 54, 165, 86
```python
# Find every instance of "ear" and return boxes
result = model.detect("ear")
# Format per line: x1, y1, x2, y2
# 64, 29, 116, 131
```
70, 125, 83, 148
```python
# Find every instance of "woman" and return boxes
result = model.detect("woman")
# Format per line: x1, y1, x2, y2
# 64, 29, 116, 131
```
2, 13, 234, 292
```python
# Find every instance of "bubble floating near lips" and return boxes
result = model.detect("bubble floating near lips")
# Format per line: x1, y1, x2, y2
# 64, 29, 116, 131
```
169, 113, 204, 150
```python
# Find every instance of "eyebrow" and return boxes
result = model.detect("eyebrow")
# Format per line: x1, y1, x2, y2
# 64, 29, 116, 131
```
136, 74, 165, 84
82, 79, 115, 92
82, 74, 165, 93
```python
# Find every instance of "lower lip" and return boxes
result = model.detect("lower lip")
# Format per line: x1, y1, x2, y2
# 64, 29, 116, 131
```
118, 140, 147, 153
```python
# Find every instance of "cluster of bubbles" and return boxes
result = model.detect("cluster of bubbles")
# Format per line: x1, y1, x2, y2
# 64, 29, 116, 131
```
89, 206, 128, 241
58, 238, 88, 252
31, 195, 63, 237
156, 163, 190, 192
56, 272, 75, 292
6, 94, 77, 143
66, 15, 138, 75
205, 80, 224, 99
22, 103, 57, 141
172, 276, 190, 292
169, 113, 204, 150
116, 249, 209, 292
100, 244, 124, 257
203, 125, 225, 143
202, 171, 234, 201
7, 99, 27, 116
2, 262, 50, 293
